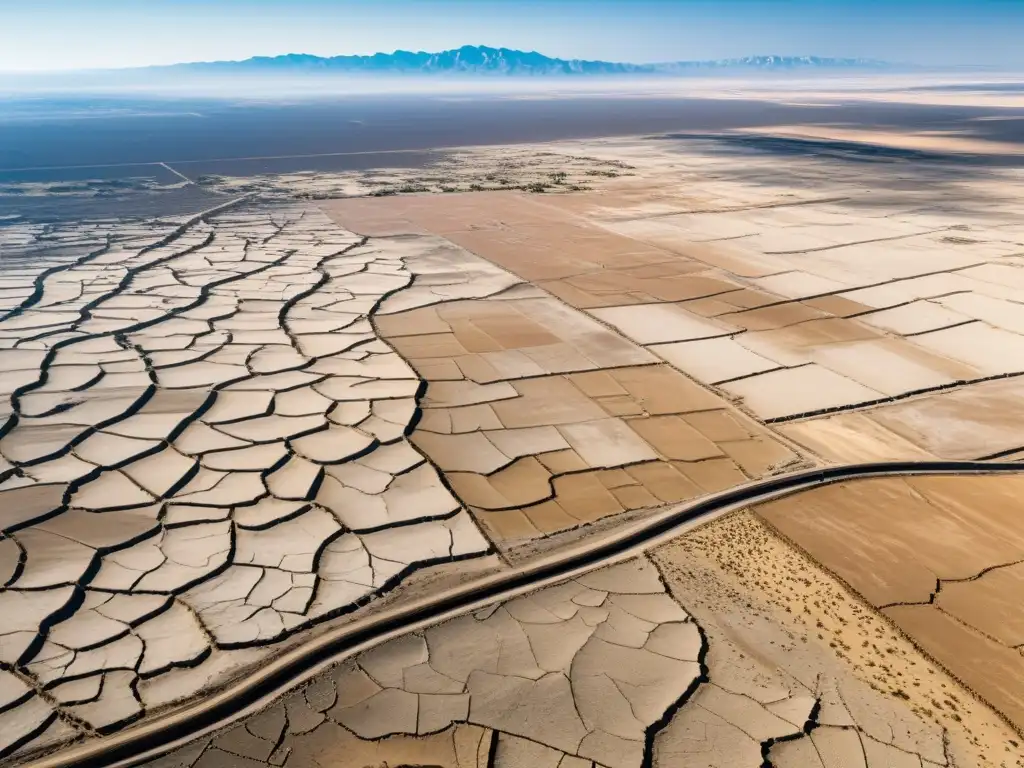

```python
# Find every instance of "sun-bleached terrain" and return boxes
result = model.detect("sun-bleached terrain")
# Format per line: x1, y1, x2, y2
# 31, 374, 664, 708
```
3, 78, 1024, 768
325, 193, 810, 546
528, 133, 1024, 462
756, 475, 1024, 734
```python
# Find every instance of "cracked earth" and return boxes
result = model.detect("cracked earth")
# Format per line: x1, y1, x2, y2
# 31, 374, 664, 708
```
323, 138, 1024, 465
3, 129, 1024, 768
755, 475, 1024, 737
0, 203, 498, 757
157, 559, 707, 768
141, 534, 1020, 768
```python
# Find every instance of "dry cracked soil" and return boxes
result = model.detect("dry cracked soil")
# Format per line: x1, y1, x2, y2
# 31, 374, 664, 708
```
3, 112, 1024, 768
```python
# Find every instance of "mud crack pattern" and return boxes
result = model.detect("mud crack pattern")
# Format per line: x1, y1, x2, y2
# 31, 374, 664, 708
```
0, 204, 491, 758
138, 554, 958, 768
143, 558, 707, 768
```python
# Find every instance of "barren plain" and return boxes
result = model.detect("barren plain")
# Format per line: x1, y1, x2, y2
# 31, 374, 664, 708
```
2, 78, 1024, 768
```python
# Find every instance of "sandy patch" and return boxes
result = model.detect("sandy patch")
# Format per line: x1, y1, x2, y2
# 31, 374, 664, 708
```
654, 510, 1024, 767
755, 475, 1024, 734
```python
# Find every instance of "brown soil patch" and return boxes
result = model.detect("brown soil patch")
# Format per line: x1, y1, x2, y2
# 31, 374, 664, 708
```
378, 297, 808, 547
653, 510, 1024, 767
323, 192, 746, 309
411, 362, 799, 547
754, 475, 1024, 733
338, 198, 816, 547
378, 295, 651, 383
720, 301, 830, 331
684, 288, 782, 315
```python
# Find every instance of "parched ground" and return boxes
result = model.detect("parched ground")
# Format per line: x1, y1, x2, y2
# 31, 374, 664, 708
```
335, 194, 810, 546
754, 475, 1024, 734
526, 135, 1024, 462
652, 509, 1024, 768
3, 116, 1024, 768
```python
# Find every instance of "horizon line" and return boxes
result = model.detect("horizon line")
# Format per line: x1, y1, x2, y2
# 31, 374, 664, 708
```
0, 45, 921, 76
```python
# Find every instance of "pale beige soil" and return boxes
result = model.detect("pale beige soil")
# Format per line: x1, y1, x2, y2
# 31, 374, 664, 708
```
515, 133, 1024, 446
322, 150, 1024, 439
774, 384, 1024, 464
777, 413, 939, 463
140, 558, 707, 768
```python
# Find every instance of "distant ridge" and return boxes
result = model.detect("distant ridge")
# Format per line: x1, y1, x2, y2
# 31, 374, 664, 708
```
156, 45, 894, 76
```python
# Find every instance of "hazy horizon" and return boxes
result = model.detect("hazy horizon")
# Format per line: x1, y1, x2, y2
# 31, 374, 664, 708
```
3, 0, 1023, 73
4, 47, 910, 76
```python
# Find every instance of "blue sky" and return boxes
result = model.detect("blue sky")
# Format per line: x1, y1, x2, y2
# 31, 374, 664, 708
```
2, 0, 1022, 71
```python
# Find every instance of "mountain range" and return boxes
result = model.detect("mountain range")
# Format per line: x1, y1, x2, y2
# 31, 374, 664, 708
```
159, 45, 893, 76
